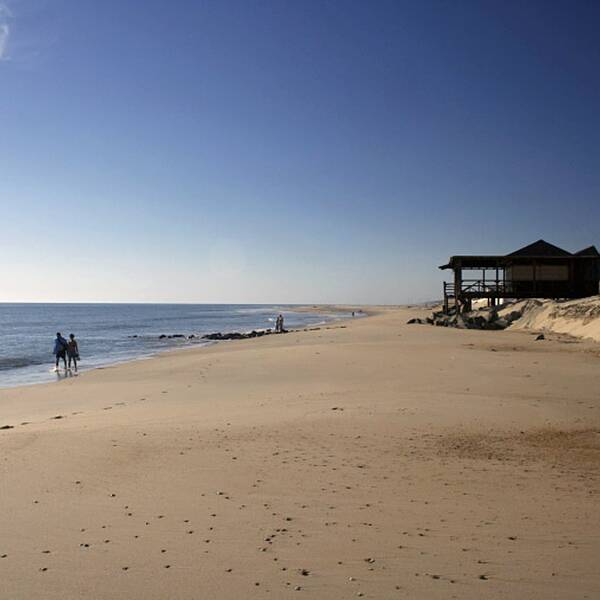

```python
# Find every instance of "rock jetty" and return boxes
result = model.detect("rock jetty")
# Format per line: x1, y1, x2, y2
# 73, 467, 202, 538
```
151, 329, 288, 341
201, 329, 285, 341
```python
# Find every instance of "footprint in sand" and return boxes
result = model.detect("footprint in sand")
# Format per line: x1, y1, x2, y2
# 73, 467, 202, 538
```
0, 425, 14, 430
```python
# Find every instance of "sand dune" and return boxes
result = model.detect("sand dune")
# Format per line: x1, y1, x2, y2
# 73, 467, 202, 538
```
0, 308, 599, 599
505, 296, 600, 341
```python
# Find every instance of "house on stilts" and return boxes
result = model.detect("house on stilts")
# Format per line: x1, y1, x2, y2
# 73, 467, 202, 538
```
439, 240, 600, 313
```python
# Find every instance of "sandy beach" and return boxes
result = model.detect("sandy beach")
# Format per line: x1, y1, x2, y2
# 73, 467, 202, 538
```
1, 307, 599, 599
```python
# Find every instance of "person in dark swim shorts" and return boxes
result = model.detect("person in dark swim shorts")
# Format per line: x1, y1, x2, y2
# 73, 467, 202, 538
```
53, 332, 68, 371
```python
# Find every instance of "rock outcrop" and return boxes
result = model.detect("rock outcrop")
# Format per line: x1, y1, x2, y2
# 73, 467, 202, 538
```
412, 302, 523, 331
201, 328, 283, 341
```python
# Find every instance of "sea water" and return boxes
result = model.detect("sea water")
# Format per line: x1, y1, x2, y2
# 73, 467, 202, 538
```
0, 304, 346, 387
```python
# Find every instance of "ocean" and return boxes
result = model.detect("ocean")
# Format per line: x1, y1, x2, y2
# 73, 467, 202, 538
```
0, 304, 347, 388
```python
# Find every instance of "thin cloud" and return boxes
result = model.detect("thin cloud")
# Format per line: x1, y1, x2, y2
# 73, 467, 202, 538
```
0, 24, 9, 60
0, 2, 10, 61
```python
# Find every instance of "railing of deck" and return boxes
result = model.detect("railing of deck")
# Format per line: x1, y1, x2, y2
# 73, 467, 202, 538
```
444, 279, 571, 297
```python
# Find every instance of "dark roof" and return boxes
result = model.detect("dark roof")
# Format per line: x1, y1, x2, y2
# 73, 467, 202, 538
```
507, 239, 571, 257
439, 239, 600, 270
438, 256, 506, 270
574, 245, 600, 256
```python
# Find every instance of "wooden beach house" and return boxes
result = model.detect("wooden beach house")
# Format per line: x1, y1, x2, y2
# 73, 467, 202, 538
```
439, 240, 600, 313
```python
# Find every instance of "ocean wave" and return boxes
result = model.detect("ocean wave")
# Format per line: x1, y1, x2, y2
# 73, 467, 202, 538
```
234, 307, 277, 315
0, 357, 44, 371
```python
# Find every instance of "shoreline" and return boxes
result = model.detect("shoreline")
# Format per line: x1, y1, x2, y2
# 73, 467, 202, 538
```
0, 305, 354, 390
1, 306, 598, 599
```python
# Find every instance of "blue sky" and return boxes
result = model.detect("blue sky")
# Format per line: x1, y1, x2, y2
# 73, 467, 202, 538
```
1, 0, 599, 303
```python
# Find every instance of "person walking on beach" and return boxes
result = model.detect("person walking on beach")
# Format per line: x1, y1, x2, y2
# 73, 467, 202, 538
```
67, 333, 79, 372
53, 332, 68, 371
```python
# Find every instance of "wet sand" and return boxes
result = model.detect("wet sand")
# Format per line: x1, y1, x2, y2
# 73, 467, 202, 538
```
1, 307, 599, 599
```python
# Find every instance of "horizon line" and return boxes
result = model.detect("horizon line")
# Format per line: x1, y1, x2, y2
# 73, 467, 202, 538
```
0, 300, 382, 306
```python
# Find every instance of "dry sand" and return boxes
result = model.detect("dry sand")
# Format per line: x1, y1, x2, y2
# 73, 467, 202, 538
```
1, 308, 599, 599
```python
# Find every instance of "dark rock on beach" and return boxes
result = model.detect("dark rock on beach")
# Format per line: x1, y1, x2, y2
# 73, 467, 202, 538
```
425, 302, 525, 331
201, 329, 288, 341
151, 327, 290, 342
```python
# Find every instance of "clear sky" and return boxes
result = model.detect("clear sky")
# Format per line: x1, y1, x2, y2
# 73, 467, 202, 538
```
1, 0, 599, 304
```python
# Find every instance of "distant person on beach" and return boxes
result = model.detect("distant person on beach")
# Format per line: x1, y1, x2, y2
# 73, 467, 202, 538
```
275, 314, 284, 333
53, 332, 68, 371
67, 333, 79, 372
